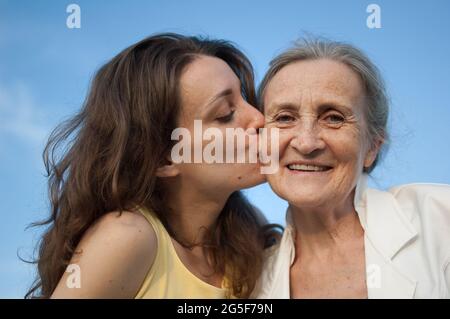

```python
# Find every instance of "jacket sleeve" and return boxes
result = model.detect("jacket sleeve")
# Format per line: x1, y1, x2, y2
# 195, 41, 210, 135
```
391, 183, 450, 298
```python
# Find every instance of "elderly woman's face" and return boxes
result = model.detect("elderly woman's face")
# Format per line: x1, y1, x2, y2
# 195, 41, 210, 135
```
263, 59, 379, 208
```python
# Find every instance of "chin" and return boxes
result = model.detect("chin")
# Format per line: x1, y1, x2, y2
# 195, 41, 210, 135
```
277, 187, 328, 208
238, 173, 265, 189
234, 163, 264, 184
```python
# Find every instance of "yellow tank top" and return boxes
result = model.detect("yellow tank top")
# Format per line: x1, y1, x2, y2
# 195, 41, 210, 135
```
134, 207, 229, 298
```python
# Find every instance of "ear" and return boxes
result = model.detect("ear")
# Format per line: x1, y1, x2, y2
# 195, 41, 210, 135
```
156, 160, 180, 178
363, 138, 383, 169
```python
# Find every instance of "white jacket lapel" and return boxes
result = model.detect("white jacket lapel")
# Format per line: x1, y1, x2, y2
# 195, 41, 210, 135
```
355, 174, 418, 298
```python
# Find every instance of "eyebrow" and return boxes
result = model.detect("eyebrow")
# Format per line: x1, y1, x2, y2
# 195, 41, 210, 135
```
266, 102, 299, 114
317, 102, 353, 114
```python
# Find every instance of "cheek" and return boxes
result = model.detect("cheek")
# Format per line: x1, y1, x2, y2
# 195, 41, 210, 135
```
265, 173, 286, 202
274, 129, 293, 158
265, 137, 289, 195
327, 129, 364, 164
325, 132, 367, 193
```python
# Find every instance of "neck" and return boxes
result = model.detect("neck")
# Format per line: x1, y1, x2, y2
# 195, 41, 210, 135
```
163, 179, 230, 247
290, 190, 364, 259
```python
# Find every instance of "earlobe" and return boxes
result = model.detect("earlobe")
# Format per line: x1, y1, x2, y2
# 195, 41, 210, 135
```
364, 149, 377, 169
156, 163, 180, 178
364, 139, 383, 169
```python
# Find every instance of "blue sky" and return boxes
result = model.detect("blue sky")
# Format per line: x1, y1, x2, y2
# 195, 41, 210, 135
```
1, 0, 449, 298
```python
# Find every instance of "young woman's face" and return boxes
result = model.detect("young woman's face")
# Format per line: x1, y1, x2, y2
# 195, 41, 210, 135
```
171, 55, 265, 195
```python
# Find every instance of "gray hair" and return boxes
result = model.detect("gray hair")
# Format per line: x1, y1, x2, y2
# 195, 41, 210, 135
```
258, 37, 389, 173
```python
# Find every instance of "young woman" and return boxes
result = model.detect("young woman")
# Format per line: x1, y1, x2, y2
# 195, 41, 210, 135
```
26, 33, 279, 298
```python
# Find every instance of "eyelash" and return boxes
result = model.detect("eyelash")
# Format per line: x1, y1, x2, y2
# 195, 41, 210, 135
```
275, 114, 295, 123
273, 112, 345, 126
324, 113, 345, 124
216, 110, 235, 123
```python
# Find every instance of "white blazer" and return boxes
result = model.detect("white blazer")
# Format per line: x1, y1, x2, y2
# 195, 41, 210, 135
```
253, 174, 450, 298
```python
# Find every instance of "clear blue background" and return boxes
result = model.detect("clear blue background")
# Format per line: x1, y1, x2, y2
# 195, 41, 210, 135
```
1, 0, 449, 298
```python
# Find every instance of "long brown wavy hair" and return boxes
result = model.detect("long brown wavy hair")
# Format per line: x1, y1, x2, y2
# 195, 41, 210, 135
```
25, 33, 281, 298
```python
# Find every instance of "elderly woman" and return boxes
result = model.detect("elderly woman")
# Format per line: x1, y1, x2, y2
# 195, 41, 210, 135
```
254, 38, 450, 298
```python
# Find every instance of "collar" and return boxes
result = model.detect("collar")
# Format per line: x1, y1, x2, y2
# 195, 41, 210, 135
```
274, 173, 418, 298
284, 173, 419, 260
353, 174, 418, 260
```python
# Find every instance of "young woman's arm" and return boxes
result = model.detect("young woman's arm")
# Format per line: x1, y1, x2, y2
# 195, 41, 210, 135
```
50, 211, 157, 298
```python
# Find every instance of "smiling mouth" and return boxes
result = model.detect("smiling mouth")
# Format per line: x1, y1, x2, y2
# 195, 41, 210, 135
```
287, 164, 332, 172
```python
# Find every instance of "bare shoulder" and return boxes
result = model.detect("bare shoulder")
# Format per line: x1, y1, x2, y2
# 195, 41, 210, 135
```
91, 210, 156, 242
51, 210, 157, 299
79, 210, 157, 265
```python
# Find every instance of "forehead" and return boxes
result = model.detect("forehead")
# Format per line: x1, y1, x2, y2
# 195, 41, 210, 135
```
264, 59, 365, 110
179, 55, 239, 109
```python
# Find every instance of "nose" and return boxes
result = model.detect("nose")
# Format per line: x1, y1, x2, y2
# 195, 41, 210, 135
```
290, 120, 326, 155
244, 102, 264, 131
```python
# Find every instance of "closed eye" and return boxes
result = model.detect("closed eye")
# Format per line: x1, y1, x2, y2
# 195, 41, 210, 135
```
216, 110, 235, 123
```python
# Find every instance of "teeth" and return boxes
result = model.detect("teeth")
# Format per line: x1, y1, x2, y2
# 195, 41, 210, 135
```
288, 164, 329, 172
